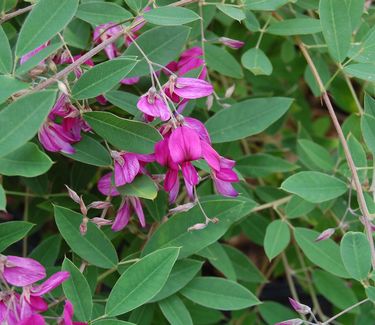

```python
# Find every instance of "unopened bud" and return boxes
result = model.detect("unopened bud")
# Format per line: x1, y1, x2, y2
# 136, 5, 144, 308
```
87, 201, 112, 210
275, 319, 303, 325
80, 197, 87, 217
315, 228, 335, 242
225, 84, 235, 98
91, 217, 113, 226
57, 81, 69, 96
187, 223, 207, 232
80, 217, 89, 236
288, 298, 311, 315
206, 95, 214, 110
65, 185, 80, 204
218, 37, 245, 49
169, 203, 195, 214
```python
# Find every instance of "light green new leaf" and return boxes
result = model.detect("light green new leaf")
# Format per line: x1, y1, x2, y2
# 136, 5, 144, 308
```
0, 76, 29, 104
340, 232, 371, 281
63, 135, 111, 167
297, 139, 335, 172
319, 0, 351, 62
313, 270, 358, 311
217, 4, 245, 21
0, 221, 34, 253
264, 220, 290, 260
62, 258, 93, 322
159, 295, 193, 325
237, 153, 298, 177
16, 0, 79, 56
54, 206, 118, 269
0, 185, 5, 211
118, 175, 158, 200
0, 142, 53, 177
268, 18, 322, 35
142, 196, 255, 258
244, 0, 290, 11
281, 171, 347, 203
84, 111, 162, 154
294, 227, 349, 277
344, 63, 375, 82
205, 97, 293, 143
0, 90, 56, 157
362, 95, 375, 155
76, 2, 132, 25
72, 59, 136, 99
241, 48, 272, 76
205, 44, 243, 79
180, 277, 260, 310
144, 7, 200, 26
123, 26, 190, 77
150, 259, 203, 302
0, 26, 12, 74
106, 247, 180, 316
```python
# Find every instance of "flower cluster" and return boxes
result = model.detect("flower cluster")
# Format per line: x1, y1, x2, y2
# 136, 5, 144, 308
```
0, 255, 82, 324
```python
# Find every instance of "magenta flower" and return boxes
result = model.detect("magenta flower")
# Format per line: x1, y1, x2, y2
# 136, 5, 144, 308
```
98, 172, 120, 196
93, 23, 123, 60
112, 196, 145, 231
29, 271, 70, 296
288, 298, 311, 315
168, 77, 213, 100
219, 37, 245, 49
38, 122, 76, 154
137, 87, 171, 121
0, 255, 46, 287
20, 43, 49, 65
61, 300, 87, 325
18, 313, 46, 325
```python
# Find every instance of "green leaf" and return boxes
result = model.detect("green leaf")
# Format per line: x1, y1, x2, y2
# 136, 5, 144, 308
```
198, 242, 236, 280
63, 18, 91, 50
244, 11, 260, 31
313, 270, 358, 311
340, 232, 371, 280
76, 2, 132, 25
268, 18, 322, 35
362, 95, 375, 155
258, 301, 298, 325
142, 196, 255, 258
366, 287, 375, 303
105, 90, 139, 116
54, 206, 118, 269
0, 185, 5, 211
84, 111, 162, 154
241, 48, 272, 76
124, 0, 148, 12
106, 247, 180, 316
297, 139, 335, 171
123, 26, 190, 77
281, 171, 347, 203
144, 7, 200, 26
118, 175, 158, 200
0, 142, 53, 177
0, 76, 29, 104
264, 220, 290, 260
236, 153, 298, 177
205, 97, 293, 143
349, 26, 375, 63
93, 321, 136, 325
244, 0, 290, 10
344, 0, 365, 30
319, 0, 351, 62
63, 135, 111, 167
16, 41, 63, 75
0, 0, 17, 14
0, 90, 56, 157
285, 196, 315, 219
71, 59, 136, 99
0, 26, 12, 74
205, 43, 243, 79
62, 258, 93, 322
150, 259, 203, 302
0, 221, 34, 253
180, 277, 260, 310
29, 235, 61, 266
217, 4, 245, 21
159, 295, 193, 325
16, 0, 79, 56
344, 63, 375, 82
294, 227, 349, 277
222, 244, 265, 283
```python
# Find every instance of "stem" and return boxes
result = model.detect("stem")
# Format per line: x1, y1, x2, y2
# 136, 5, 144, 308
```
255, 16, 271, 49
22, 189, 29, 257
322, 299, 368, 324
296, 37, 375, 269
0, 5, 34, 24
251, 196, 291, 212
342, 71, 363, 114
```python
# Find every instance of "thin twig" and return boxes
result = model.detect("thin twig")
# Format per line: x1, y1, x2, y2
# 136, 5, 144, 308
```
322, 299, 368, 324
0, 5, 34, 24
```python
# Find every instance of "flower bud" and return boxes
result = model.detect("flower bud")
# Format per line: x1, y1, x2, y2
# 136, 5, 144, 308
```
315, 228, 335, 242
57, 81, 69, 96
187, 223, 207, 232
91, 217, 113, 226
65, 185, 80, 204
206, 95, 214, 110
80, 217, 88, 235
225, 84, 235, 98
169, 203, 195, 214
288, 297, 311, 315
79, 198, 88, 217
87, 201, 112, 210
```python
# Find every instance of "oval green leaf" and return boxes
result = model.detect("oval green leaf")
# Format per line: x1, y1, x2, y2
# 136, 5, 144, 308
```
76, 2, 132, 25
264, 220, 290, 260
144, 7, 200, 26
159, 295, 193, 325
0, 75, 29, 104
54, 205, 118, 269
0, 26, 12, 74
106, 247, 180, 316
0, 221, 34, 252
84, 111, 162, 154
241, 48, 273, 76
118, 175, 158, 200
268, 18, 322, 35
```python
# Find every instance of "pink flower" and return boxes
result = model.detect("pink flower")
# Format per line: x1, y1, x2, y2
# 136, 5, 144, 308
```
18, 313, 46, 325
112, 197, 146, 231
168, 77, 213, 100
219, 37, 245, 49
93, 23, 123, 60
315, 228, 335, 242
38, 122, 76, 154
1, 255, 46, 287
97, 173, 120, 196
137, 87, 171, 121
20, 43, 49, 65
288, 298, 311, 315
61, 300, 87, 325
29, 271, 70, 296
